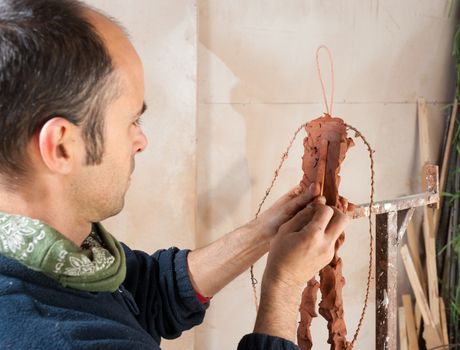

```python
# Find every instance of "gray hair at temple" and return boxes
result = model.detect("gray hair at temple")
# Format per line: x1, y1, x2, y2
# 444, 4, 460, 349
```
0, 0, 120, 183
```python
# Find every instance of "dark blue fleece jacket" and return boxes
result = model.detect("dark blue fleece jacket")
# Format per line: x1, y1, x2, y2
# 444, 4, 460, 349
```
0, 244, 297, 349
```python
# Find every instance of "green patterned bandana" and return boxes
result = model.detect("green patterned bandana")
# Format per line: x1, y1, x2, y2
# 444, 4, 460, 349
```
0, 212, 126, 292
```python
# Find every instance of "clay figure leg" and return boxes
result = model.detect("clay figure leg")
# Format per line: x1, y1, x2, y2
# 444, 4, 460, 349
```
298, 278, 320, 350
318, 253, 347, 350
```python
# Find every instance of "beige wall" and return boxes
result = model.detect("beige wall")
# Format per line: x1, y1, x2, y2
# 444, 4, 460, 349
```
87, 1, 456, 349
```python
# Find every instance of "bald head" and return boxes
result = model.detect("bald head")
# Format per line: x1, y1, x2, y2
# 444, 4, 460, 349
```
83, 8, 145, 106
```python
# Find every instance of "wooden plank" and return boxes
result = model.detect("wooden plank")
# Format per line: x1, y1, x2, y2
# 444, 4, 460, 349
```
423, 205, 441, 328
406, 222, 426, 293
440, 99, 458, 197
417, 98, 443, 344
376, 212, 398, 350
402, 295, 419, 350
424, 325, 443, 350
414, 301, 422, 336
400, 245, 443, 347
417, 99, 438, 237
399, 307, 408, 350
400, 245, 432, 324
397, 208, 415, 242
439, 297, 449, 345
414, 303, 422, 338
401, 245, 443, 347
417, 98, 431, 164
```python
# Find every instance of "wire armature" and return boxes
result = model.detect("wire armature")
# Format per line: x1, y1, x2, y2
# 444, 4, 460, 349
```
250, 122, 375, 350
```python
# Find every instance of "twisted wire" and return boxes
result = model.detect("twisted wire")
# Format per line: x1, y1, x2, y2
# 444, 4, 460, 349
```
250, 122, 308, 311
344, 123, 375, 349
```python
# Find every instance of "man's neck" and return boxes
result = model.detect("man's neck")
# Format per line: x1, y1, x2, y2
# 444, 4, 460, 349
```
0, 188, 92, 246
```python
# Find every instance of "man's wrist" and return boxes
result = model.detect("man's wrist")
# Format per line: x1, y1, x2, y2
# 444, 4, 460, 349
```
254, 297, 299, 342
260, 276, 302, 311
254, 277, 302, 342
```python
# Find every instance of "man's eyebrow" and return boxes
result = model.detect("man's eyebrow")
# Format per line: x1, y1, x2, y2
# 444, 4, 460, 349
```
135, 102, 147, 118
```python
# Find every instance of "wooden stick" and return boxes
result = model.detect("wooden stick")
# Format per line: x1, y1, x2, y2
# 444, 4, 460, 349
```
417, 99, 444, 345
433, 99, 458, 234
439, 297, 449, 345
318, 139, 328, 197
423, 205, 441, 328
400, 245, 434, 326
417, 98, 436, 227
400, 245, 443, 346
424, 324, 444, 350
417, 98, 431, 164
416, 100, 445, 347
406, 222, 426, 293
414, 301, 422, 336
399, 306, 408, 350
402, 295, 419, 350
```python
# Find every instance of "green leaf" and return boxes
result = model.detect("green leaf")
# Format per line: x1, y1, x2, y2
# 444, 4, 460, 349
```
438, 234, 460, 256
454, 121, 460, 142
448, 0, 457, 18
442, 191, 455, 197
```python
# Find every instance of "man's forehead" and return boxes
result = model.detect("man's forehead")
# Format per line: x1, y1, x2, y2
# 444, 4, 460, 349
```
83, 7, 144, 98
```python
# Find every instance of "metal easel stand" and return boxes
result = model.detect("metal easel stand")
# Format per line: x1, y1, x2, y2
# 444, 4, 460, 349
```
351, 164, 440, 350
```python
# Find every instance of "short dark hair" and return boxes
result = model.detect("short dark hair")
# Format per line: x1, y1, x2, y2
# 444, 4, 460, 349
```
0, 0, 118, 180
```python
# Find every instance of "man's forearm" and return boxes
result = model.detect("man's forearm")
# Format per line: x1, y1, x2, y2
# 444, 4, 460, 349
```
187, 223, 269, 297
254, 279, 301, 343
186, 186, 321, 297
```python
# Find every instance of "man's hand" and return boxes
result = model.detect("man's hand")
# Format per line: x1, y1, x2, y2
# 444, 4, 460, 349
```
265, 203, 348, 289
254, 203, 350, 342
187, 184, 322, 298
249, 183, 321, 241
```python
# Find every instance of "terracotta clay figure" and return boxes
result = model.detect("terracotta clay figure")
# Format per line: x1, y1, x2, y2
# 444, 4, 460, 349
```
297, 113, 354, 350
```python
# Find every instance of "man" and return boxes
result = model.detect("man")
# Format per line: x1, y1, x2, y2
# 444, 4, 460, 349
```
0, 1, 349, 349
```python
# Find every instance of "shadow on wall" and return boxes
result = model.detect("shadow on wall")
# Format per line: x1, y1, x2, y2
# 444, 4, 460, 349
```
196, 110, 251, 243
198, 0, 310, 224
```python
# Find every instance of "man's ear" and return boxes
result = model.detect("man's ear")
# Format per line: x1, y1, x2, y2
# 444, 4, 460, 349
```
38, 117, 80, 174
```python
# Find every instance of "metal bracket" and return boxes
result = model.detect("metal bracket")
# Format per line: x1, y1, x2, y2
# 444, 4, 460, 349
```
349, 164, 439, 350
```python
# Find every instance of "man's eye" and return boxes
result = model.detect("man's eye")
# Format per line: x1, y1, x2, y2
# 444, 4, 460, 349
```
133, 117, 143, 126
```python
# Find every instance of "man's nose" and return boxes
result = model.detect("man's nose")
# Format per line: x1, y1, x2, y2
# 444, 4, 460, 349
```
134, 130, 148, 153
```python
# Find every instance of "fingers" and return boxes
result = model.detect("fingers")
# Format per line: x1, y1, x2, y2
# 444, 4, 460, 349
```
277, 194, 328, 235
281, 183, 321, 214
302, 205, 334, 234
297, 204, 349, 239
278, 203, 316, 235
339, 196, 348, 212
288, 183, 320, 198
325, 207, 350, 241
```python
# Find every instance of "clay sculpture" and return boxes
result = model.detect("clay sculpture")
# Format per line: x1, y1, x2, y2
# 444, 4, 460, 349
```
297, 113, 354, 350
